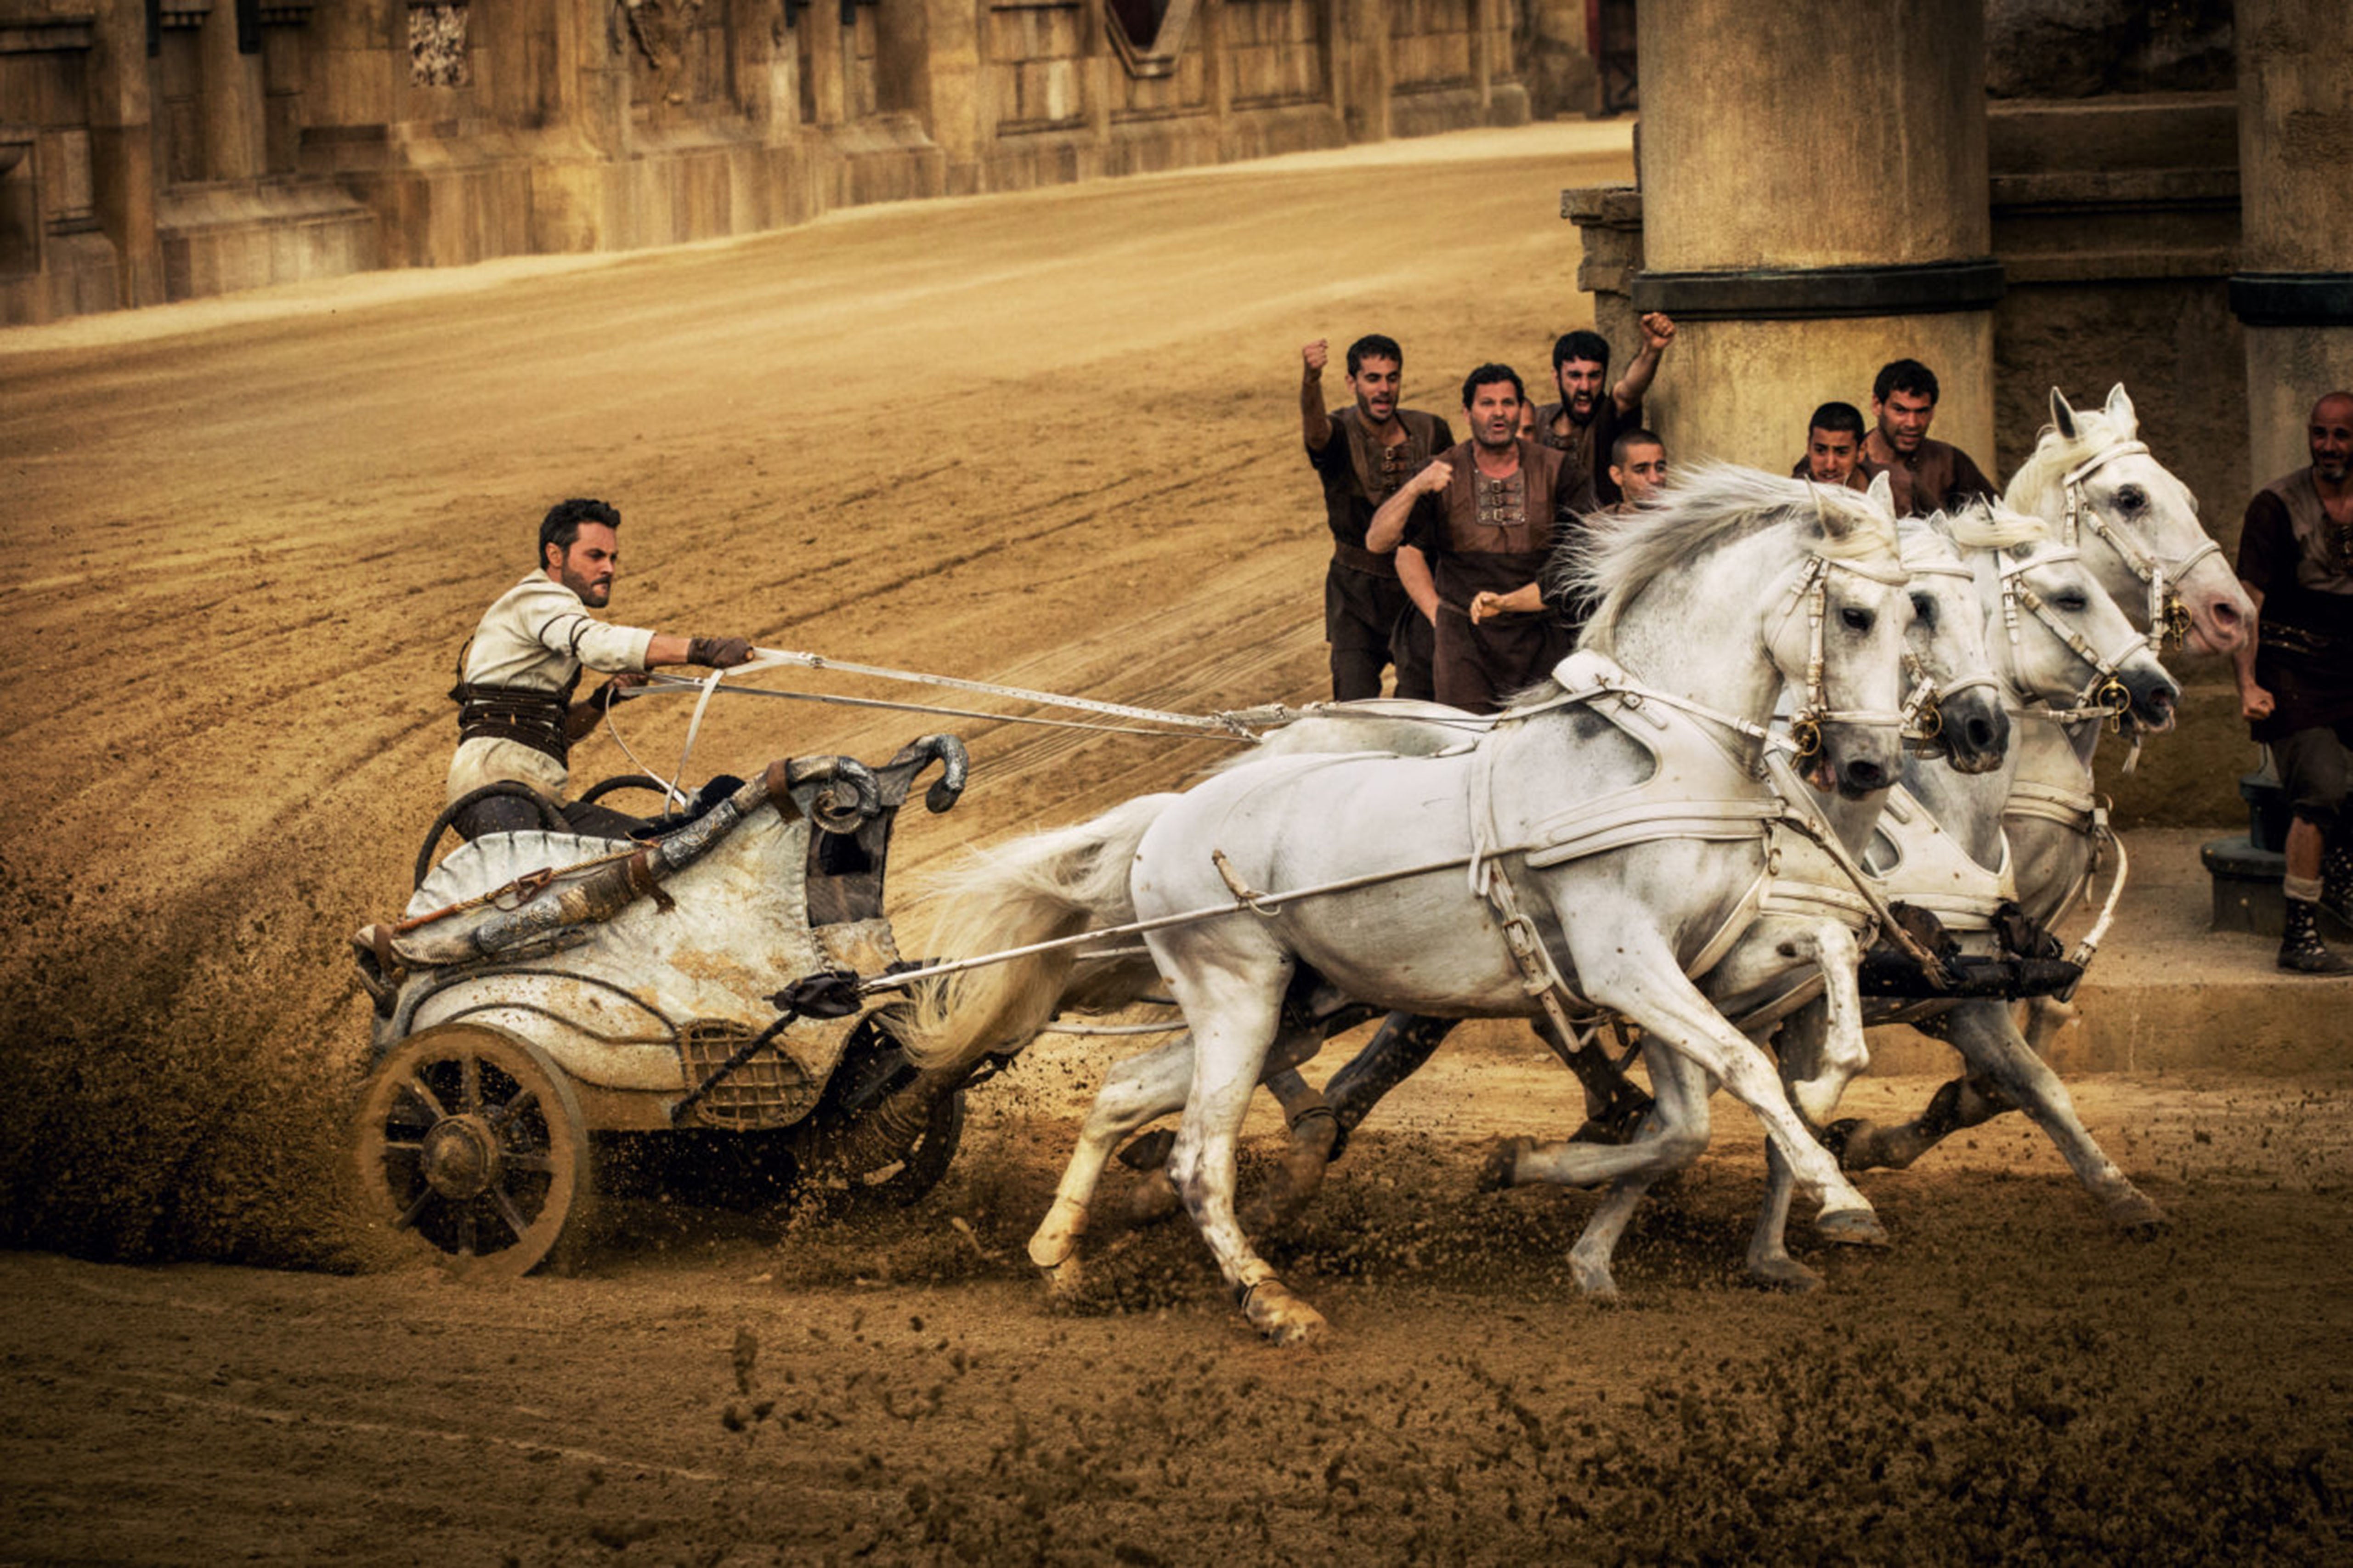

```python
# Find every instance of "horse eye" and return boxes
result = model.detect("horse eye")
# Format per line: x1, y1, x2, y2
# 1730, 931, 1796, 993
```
2054, 593, 2089, 612
1840, 606, 1875, 633
2114, 484, 2146, 511
1909, 594, 1937, 626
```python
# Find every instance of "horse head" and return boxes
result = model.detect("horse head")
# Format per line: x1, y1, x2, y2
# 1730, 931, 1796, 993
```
1898, 507, 2009, 774
2010, 385, 2252, 657
1952, 504, 2181, 733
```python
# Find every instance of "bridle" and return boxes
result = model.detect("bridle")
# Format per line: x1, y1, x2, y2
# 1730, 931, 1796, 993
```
1770, 550, 1915, 760
2056, 440, 2218, 651
1893, 552, 2001, 753
1993, 544, 2149, 730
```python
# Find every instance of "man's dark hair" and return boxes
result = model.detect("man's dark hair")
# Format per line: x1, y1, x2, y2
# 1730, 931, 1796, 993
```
1461, 362, 1526, 408
1873, 359, 1940, 405
1612, 427, 1664, 466
539, 498, 621, 566
1808, 401, 1867, 440
1552, 329, 1611, 373
1346, 334, 1403, 376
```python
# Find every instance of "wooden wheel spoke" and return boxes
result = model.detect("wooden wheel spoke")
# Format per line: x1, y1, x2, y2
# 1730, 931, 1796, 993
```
461, 1054, 482, 1113
505, 1151, 555, 1175
395, 1073, 449, 1124
489, 1188, 533, 1242
457, 1207, 478, 1257
487, 1088, 539, 1131
394, 1187, 436, 1233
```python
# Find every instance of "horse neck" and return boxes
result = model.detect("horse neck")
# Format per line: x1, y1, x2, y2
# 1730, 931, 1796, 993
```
1606, 529, 1792, 731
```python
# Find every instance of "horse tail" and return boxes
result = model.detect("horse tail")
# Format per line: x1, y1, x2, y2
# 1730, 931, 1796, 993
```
894, 793, 1176, 1073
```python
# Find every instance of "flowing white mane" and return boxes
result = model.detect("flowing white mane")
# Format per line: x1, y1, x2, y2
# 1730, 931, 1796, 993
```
1944, 496, 2055, 553
1562, 463, 1899, 655
2003, 399, 2140, 514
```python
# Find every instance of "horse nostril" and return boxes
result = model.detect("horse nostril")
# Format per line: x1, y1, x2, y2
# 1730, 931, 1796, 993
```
1845, 759, 1886, 790
1966, 716, 1996, 749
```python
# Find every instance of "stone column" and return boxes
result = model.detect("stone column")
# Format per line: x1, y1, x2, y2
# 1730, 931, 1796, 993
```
198, 0, 265, 181
1629, 0, 1998, 474
85, 0, 162, 306
1337, 0, 1390, 144
2231, 0, 2353, 522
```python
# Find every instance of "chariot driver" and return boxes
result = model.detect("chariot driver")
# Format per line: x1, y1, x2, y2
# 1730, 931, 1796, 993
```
446, 498, 756, 841
2233, 391, 2353, 974
1367, 364, 1585, 715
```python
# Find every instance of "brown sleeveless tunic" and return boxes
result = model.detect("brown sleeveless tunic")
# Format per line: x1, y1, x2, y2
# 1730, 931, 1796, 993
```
1404, 438, 1581, 713
2240, 466, 2353, 739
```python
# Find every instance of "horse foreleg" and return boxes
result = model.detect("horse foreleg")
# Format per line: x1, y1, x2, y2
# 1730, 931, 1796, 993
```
1779, 925, 1869, 1126
1942, 999, 2166, 1235
1571, 932, 1884, 1249
1562, 1047, 1713, 1300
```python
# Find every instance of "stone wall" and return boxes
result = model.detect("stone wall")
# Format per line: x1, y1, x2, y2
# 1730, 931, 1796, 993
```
0, 0, 1558, 325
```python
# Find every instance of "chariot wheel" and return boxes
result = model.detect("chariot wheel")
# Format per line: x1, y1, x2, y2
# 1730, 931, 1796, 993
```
353, 1023, 594, 1279
848, 1086, 965, 1207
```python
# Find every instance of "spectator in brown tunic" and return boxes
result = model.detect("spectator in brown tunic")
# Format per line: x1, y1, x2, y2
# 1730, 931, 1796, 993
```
2233, 390, 2353, 973
1863, 359, 1997, 515
1366, 364, 1584, 714
1793, 400, 1917, 515
1530, 313, 1676, 511
1301, 333, 1455, 700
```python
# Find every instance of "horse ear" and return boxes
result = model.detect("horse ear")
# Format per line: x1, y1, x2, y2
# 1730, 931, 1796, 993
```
2049, 387, 2078, 440
1866, 469, 1895, 514
2105, 382, 2137, 434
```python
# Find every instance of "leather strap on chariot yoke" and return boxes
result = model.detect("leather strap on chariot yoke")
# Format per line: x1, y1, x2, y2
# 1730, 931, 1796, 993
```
449, 636, 581, 764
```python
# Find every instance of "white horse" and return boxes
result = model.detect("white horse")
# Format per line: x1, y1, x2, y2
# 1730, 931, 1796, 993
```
903, 465, 1919, 1341
1018, 505, 2009, 1301
1821, 387, 2255, 1221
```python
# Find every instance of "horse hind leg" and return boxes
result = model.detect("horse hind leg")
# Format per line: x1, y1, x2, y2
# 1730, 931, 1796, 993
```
1562, 1047, 1713, 1300
1162, 984, 1329, 1344
1944, 999, 2167, 1235
1028, 1032, 1199, 1300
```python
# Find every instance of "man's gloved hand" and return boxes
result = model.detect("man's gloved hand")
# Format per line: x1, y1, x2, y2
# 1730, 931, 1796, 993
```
688, 635, 756, 668
589, 672, 650, 711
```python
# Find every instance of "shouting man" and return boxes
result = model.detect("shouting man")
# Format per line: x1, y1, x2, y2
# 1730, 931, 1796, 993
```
2234, 391, 2353, 974
447, 498, 756, 841
1301, 334, 1455, 700
1864, 359, 1996, 515
1531, 313, 1675, 511
1368, 364, 1583, 714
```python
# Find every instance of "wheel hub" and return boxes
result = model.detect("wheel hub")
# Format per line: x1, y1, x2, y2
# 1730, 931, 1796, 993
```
421, 1115, 503, 1201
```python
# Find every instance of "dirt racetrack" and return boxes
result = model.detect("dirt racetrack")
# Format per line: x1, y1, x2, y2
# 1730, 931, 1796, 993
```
3, 122, 2349, 1562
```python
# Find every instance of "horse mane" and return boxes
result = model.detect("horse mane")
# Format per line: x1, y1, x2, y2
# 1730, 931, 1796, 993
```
1561, 463, 1899, 657
1944, 496, 2054, 552
2002, 399, 2139, 513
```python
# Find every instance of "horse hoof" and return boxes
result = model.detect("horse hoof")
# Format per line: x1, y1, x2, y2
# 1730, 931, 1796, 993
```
1476, 1136, 1533, 1193
1242, 1279, 1327, 1345
2107, 1191, 2169, 1239
1569, 1257, 1621, 1302
1038, 1258, 1085, 1308
1815, 1206, 1889, 1249
1123, 1171, 1183, 1229
1822, 1118, 1869, 1164
1749, 1255, 1826, 1294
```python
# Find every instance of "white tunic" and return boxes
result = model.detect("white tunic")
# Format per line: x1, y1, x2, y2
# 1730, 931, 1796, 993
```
445, 572, 656, 805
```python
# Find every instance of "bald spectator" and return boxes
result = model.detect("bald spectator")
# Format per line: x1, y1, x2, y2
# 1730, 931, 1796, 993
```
1531, 314, 1676, 511
1864, 359, 1996, 516
2234, 390, 2353, 974
1794, 400, 1917, 515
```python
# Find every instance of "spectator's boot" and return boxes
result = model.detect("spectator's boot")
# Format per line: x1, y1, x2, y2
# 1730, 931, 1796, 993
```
2279, 893, 2353, 974
2319, 833, 2353, 941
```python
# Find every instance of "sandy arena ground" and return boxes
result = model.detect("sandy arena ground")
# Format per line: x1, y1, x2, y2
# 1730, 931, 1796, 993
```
2, 122, 2348, 1562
